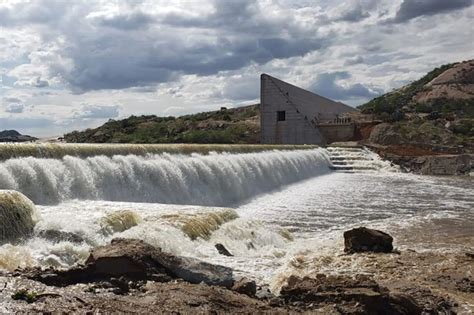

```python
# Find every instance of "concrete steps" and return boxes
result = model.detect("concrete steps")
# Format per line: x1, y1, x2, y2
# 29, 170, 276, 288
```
327, 146, 379, 173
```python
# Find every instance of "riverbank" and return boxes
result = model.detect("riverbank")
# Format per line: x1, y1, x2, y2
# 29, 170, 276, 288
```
362, 142, 473, 176
1, 223, 472, 314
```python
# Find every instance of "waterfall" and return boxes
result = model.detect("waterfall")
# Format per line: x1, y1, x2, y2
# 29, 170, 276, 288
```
0, 148, 331, 206
0, 143, 317, 160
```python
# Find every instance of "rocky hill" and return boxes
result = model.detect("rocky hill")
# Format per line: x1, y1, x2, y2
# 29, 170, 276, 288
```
64, 105, 260, 144
356, 60, 473, 175
358, 60, 473, 155
0, 130, 37, 142
359, 60, 474, 117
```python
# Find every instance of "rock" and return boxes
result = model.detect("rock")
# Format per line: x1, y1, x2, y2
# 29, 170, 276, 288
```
389, 294, 423, 315
156, 250, 235, 288
344, 227, 393, 253
37, 229, 85, 244
99, 210, 142, 235
369, 123, 404, 145
280, 274, 422, 314
0, 190, 39, 244
417, 154, 472, 175
215, 243, 233, 256
84, 238, 167, 279
27, 238, 234, 288
231, 277, 256, 297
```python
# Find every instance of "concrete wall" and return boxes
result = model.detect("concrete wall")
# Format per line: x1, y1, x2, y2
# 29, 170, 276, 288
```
261, 74, 324, 144
318, 124, 355, 143
260, 74, 357, 145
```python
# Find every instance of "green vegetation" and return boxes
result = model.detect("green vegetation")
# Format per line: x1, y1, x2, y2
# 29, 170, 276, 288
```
64, 105, 260, 144
11, 289, 38, 303
358, 62, 474, 118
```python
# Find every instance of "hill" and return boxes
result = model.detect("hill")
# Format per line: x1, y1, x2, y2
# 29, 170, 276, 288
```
358, 60, 474, 154
64, 105, 260, 144
0, 130, 37, 142
359, 60, 474, 118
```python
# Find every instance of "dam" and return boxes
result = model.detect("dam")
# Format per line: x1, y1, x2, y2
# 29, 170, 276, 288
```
0, 143, 472, 304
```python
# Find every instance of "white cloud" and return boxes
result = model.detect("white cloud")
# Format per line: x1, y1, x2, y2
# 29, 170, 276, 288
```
0, 0, 472, 136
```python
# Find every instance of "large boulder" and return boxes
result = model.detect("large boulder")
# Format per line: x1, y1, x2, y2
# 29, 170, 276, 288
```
344, 227, 393, 253
28, 238, 235, 288
0, 190, 39, 244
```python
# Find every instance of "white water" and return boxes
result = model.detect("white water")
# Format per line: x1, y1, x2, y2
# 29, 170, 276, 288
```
0, 149, 330, 205
0, 147, 472, 292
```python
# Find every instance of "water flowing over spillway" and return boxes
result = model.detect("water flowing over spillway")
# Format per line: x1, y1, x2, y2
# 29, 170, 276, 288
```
0, 143, 472, 300
0, 145, 330, 205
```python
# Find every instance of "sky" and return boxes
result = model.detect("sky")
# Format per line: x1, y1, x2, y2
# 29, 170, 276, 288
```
0, 0, 473, 137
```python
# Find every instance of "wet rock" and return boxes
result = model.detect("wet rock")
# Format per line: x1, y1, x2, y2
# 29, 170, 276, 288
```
280, 274, 421, 314
37, 229, 85, 244
255, 284, 275, 300
26, 238, 234, 288
389, 294, 423, 315
99, 210, 142, 235
0, 190, 38, 244
156, 249, 235, 288
215, 243, 233, 256
231, 277, 256, 297
344, 227, 393, 253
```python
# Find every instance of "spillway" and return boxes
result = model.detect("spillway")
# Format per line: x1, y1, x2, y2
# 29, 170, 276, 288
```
0, 144, 330, 205
0, 143, 317, 160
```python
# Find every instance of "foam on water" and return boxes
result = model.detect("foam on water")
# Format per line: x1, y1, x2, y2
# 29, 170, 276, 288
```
0, 149, 330, 205
0, 147, 472, 293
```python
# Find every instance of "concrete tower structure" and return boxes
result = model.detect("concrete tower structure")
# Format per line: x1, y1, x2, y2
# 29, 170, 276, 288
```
260, 74, 358, 145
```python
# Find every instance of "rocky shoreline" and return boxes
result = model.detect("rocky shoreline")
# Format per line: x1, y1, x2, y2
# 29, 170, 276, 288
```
1, 228, 472, 314
363, 143, 473, 176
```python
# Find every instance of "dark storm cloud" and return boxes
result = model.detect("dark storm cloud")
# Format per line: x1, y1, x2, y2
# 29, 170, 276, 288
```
391, 0, 472, 23
46, 0, 327, 92
309, 72, 382, 102
0, 0, 327, 92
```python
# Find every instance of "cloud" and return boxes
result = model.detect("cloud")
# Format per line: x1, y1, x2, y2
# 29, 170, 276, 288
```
0, 0, 473, 136
2, 97, 22, 103
1, 0, 328, 92
95, 12, 155, 30
344, 56, 365, 66
334, 5, 370, 22
391, 0, 472, 23
4, 103, 25, 113
221, 75, 259, 101
73, 104, 121, 119
0, 117, 53, 129
309, 72, 382, 103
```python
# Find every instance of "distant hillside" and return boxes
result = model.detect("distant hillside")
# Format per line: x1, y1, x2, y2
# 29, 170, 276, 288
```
64, 105, 260, 144
0, 130, 37, 142
359, 60, 474, 118
358, 60, 474, 154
